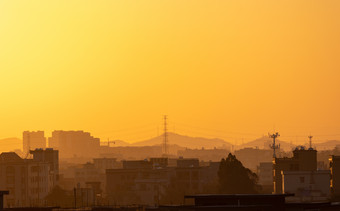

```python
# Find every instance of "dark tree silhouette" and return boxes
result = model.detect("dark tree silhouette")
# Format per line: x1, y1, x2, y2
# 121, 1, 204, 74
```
218, 153, 259, 194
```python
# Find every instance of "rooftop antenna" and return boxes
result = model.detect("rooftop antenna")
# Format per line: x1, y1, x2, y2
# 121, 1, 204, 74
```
25, 133, 31, 159
163, 115, 169, 156
269, 132, 280, 158
308, 135, 313, 149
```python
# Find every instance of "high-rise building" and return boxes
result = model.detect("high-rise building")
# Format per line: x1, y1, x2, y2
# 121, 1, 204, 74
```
48, 130, 100, 158
23, 131, 46, 156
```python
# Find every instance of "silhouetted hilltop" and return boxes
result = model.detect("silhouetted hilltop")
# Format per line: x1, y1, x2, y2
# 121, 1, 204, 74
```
238, 136, 295, 151
0, 137, 22, 152
131, 132, 232, 149
314, 140, 340, 151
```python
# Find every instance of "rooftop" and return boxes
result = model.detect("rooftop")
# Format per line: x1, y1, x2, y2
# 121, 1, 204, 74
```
0, 152, 23, 163
185, 194, 294, 199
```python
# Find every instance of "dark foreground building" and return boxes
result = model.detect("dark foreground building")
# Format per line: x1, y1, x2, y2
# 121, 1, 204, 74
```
159, 194, 340, 211
160, 194, 291, 211
1, 194, 340, 211
330, 155, 340, 200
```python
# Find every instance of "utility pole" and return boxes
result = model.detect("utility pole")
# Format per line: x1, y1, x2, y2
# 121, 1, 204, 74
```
163, 115, 168, 156
308, 135, 313, 149
74, 188, 76, 209
37, 162, 40, 207
269, 132, 280, 158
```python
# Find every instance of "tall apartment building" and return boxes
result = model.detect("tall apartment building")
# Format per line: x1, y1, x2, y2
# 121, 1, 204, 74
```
30, 148, 59, 187
0, 149, 59, 208
329, 155, 340, 198
23, 131, 46, 156
273, 147, 317, 194
48, 130, 100, 158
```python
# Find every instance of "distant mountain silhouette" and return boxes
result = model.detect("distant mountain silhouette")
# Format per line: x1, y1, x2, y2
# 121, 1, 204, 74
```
1, 134, 338, 154
238, 136, 295, 151
314, 140, 340, 151
131, 132, 232, 149
0, 137, 22, 152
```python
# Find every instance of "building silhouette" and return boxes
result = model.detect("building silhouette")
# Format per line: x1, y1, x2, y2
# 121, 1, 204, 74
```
282, 170, 330, 202
0, 149, 59, 207
105, 157, 219, 206
257, 162, 273, 193
30, 148, 59, 188
23, 131, 46, 156
329, 155, 340, 199
273, 146, 317, 194
48, 130, 100, 158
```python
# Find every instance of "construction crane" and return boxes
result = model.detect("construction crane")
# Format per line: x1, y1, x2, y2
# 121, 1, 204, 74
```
107, 138, 115, 147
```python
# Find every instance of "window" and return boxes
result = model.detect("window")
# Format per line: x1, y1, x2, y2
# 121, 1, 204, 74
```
300, 176, 305, 183
191, 171, 199, 180
139, 184, 146, 191
6, 176, 15, 184
31, 166, 39, 172
192, 183, 199, 190
6, 166, 15, 175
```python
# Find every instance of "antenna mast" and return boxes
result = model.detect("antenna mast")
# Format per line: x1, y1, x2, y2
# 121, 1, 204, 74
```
269, 132, 280, 158
25, 133, 31, 159
308, 135, 313, 149
163, 115, 169, 156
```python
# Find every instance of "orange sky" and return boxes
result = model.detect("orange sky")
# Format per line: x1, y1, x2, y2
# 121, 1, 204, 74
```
0, 1, 340, 148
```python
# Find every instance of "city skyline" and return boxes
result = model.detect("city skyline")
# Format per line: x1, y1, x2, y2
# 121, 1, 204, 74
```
1, 0, 340, 209
1, 128, 340, 154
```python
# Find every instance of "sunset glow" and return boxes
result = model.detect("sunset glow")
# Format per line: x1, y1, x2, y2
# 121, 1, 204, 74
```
1, 1, 340, 148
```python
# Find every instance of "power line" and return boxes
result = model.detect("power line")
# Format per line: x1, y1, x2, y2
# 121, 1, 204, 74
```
95, 122, 160, 134
173, 122, 261, 136
174, 127, 250, 142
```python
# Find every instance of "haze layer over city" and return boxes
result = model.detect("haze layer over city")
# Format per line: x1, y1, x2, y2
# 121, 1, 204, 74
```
0, 1, 340, 211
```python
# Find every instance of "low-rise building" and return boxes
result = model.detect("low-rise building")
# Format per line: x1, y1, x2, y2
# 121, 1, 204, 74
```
273, 147, 317, 194
93, 158, 121, 173
329, 155, 340, 199
0, 149, 59, 207
235, 148, 272, 171
122, 160, 153, 169
106, 158, 218, 206
282, 170, 331, 202
257, 162, 273, 193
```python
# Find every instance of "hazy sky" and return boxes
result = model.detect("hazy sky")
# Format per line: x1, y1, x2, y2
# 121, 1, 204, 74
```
1, 1, 340, 147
